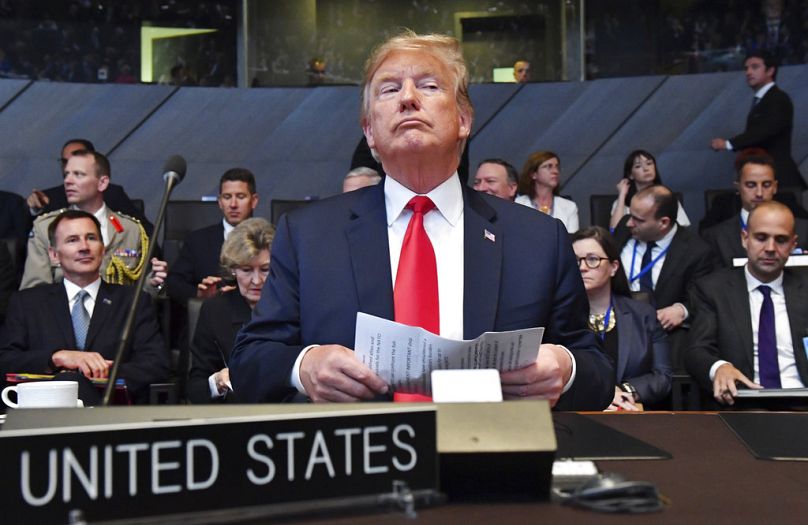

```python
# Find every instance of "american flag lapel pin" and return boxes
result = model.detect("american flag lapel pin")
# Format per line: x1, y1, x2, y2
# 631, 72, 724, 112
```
103, 298, 112, 305
484, 229, 495, 242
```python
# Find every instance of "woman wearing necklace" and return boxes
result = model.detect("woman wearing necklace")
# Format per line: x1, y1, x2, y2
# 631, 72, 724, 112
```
571, 226, 672, 410
515, 151, 579, 232
608, 149, 690, 231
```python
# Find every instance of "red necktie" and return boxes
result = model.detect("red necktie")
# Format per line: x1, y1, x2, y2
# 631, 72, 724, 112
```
394, 196, 439, 334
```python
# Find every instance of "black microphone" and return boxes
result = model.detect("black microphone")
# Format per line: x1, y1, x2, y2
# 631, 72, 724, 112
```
103, 155, 186, 405
163, 155, 187, 186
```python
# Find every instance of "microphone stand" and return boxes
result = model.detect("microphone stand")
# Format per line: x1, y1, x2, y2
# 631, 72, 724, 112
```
102, 171, 181, 406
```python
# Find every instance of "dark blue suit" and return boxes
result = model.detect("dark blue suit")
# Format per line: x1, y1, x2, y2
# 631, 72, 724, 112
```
230, 181, 613, 410
612, 294, 672, 405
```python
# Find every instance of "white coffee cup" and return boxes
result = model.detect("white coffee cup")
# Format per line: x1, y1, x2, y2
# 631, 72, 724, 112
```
1, 381, 83, 408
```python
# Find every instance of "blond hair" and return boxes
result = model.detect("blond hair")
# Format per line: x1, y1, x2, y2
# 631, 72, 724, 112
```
220, 218, 275, 270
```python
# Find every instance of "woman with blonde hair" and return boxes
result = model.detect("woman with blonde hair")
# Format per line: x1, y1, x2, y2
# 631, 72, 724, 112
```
187, 218, 275, 403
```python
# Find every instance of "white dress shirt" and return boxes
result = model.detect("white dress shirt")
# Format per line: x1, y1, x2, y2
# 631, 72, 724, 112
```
64, 277, 102, 321
621, 224, 678, 293
708, 267, 803, 387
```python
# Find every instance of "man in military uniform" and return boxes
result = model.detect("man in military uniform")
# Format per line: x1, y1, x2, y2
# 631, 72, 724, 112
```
20, 149, 166, 291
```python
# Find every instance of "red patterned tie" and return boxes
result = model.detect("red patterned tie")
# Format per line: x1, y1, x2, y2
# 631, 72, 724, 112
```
394, 196, 439, 334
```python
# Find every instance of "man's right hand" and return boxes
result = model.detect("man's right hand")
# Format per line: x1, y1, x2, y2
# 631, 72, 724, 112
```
300, 344, 388, 402
51, 350, 113, 379
27, 189, 49, 211
712, 363, 761, 405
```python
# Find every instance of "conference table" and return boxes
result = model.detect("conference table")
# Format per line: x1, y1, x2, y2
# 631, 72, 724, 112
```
290, 412, 808, 525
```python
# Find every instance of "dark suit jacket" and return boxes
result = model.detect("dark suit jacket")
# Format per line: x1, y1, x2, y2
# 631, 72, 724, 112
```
685, 268, 808, 392
39, 183, 153, 233
165, 223, 225, 302
0, 282, 170, 401
613, 219, 717, 312
702, 214, 808, 268
187, 290, 250, 404
0, 242, 14, 325
613, 294, 672, 405
0, 190, 28, 242
730, 85, 805, 190
230, 181, 614, 410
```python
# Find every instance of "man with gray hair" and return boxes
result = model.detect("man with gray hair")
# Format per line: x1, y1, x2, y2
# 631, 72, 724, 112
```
342, 167, 382, 193
231, 30, 612, 410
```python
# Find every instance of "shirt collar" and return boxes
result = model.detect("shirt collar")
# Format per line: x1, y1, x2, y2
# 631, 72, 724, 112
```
222, 218, 235, 239
63, 276, 103, 302
385, 173, 463, 227
755, 82, 775, 99
740, 208, 750, 226
655, 223, 678, 250
744, 264, 784, 295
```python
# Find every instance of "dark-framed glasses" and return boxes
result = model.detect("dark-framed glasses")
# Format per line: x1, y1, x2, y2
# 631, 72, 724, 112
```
577, 255, 610, 269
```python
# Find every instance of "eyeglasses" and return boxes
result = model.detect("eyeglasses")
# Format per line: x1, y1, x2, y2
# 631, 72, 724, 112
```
577, 255, 610, 269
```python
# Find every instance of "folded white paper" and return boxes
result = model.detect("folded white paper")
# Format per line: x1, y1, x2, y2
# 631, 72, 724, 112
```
354, 312, 543, 395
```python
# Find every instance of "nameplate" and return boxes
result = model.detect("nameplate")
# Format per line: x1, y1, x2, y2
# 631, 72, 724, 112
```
0, 406, 437, 524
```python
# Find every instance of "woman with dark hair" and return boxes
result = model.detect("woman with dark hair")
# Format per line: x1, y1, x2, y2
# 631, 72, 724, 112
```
515, 150, 579, 232
571, 226, 672, 410
609, 149, 690, 230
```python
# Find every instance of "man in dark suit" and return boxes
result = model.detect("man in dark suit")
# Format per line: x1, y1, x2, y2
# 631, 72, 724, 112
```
26, 138, 152, 232
710, 51, 805, 190
0, 210, 169, 404
686, 201, 808, 406
703, 151, 808, 268
230, 31, 613, 410
613, 185, 716, 367
164, 168, 259, 302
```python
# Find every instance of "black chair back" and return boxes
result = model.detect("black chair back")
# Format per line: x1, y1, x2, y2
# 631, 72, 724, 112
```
163, 200, 221, 242
271, 199, 314, 226
589, 194, 616, 229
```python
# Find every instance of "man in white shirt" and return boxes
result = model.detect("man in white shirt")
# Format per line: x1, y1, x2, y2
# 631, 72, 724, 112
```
230, 31, 613, 410
710, 51, 805, 190
0, 210, 169, 404
686, 201, 808, 406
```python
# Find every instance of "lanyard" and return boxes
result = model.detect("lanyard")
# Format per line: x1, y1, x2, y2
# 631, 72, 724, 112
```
597, 299, 614, 342
740, 214, 747, 232
629, 239, 670, 283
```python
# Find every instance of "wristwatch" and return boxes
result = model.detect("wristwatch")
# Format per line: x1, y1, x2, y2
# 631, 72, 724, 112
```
620, 382, 638, 401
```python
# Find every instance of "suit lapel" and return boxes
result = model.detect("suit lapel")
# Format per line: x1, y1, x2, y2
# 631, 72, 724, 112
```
726, 270, 755, 374
613, 297, 633, 380
462, 189, 502, 338
784, 272, 808, 385
346, 184, 394, 320
655, 229, 683, 293
49, 285, 77, 348
85, 283, 119, 350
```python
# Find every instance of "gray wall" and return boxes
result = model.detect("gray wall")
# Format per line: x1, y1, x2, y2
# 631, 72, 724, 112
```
0, 64, 805, 228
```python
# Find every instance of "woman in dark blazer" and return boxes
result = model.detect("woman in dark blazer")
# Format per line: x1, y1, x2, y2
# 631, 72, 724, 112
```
571, 226, 672, 410
187, 218, 275, 403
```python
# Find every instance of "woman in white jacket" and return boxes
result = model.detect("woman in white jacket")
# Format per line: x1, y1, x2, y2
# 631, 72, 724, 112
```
514, 150, 579, 233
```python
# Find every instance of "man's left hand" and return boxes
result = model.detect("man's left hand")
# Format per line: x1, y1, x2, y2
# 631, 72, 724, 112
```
657, 304, 685, 330
500, 344, 572, 406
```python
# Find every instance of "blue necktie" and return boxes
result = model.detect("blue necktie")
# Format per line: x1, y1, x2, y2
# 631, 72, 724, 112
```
71, 290, 90, 350
757, 285, 781, 388
639, 241, 656, 293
